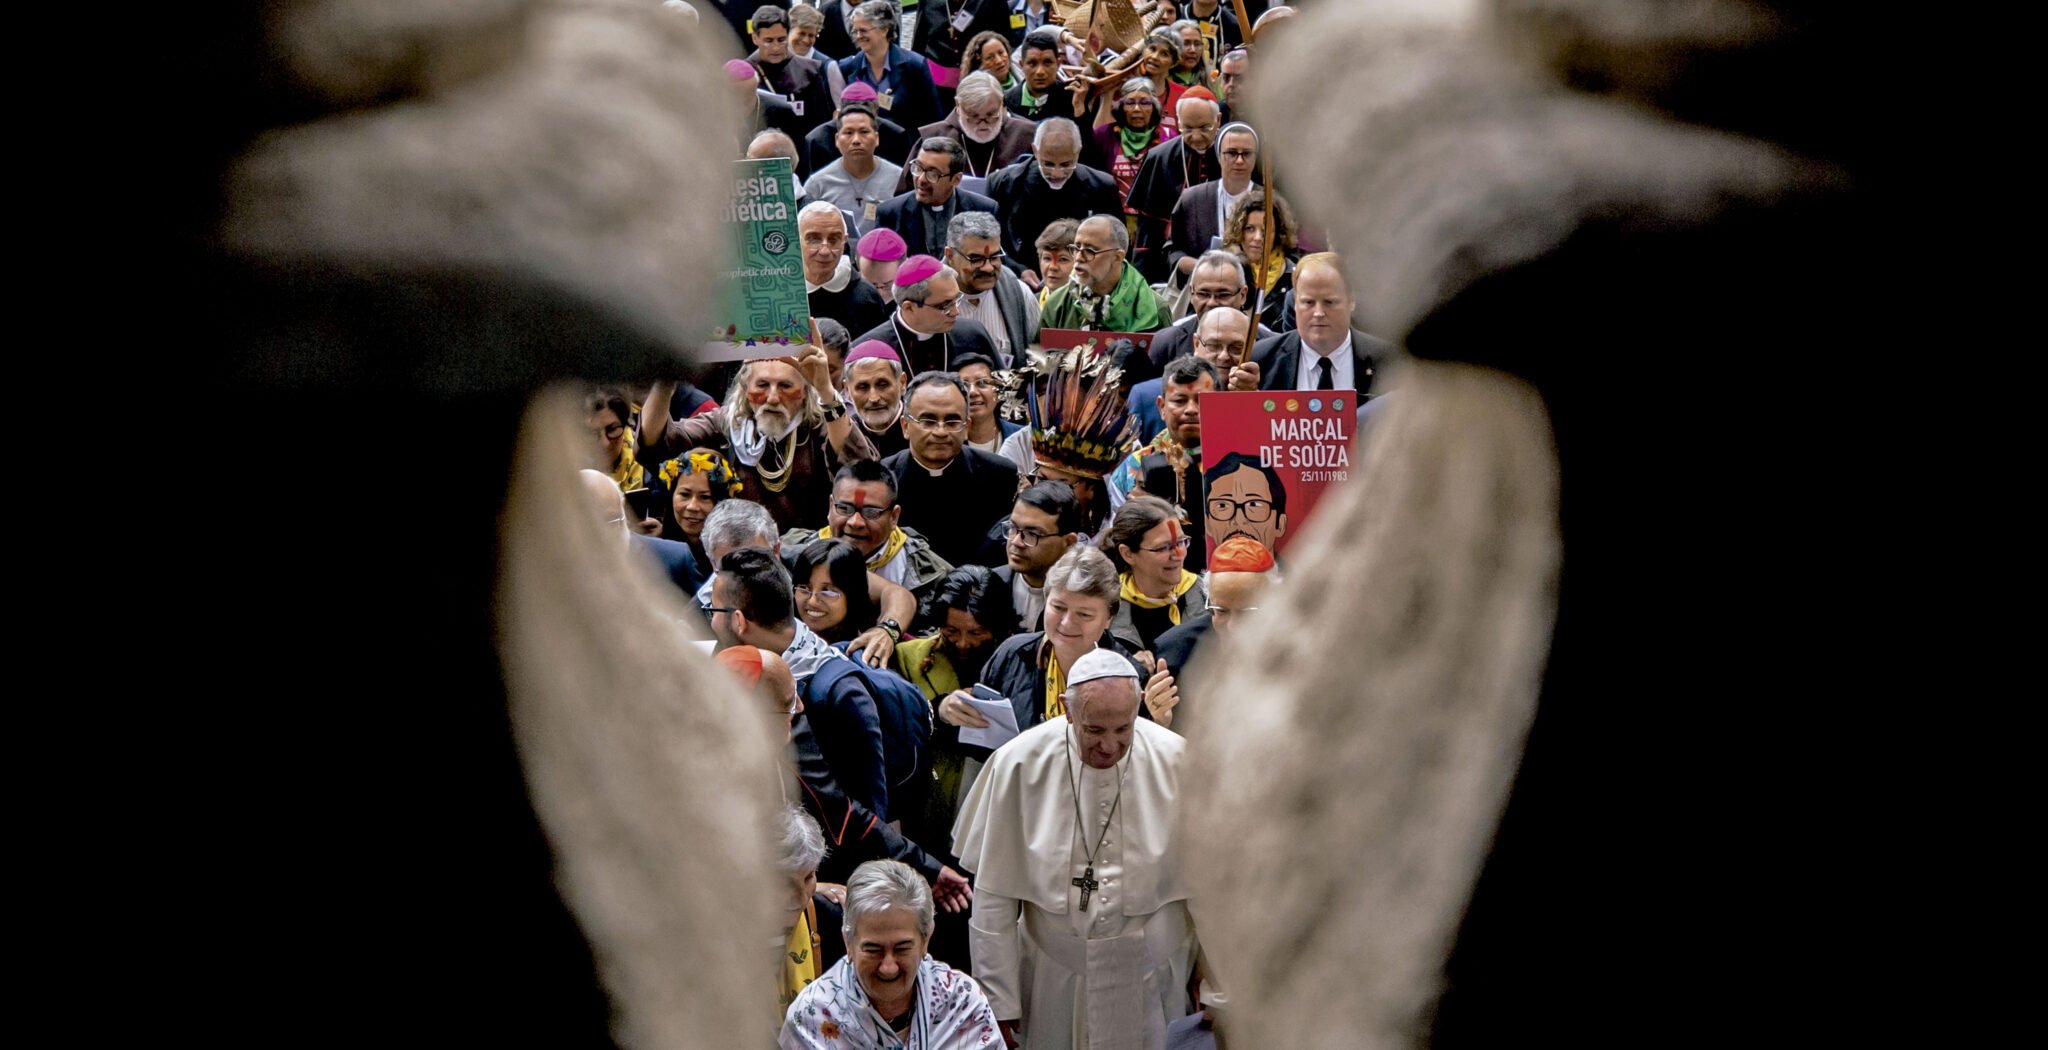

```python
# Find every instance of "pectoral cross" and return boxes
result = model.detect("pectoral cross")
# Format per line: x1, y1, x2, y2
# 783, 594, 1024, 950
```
1073, 865, 1099, 911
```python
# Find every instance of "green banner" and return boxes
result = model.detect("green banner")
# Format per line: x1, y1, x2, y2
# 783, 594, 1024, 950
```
704, 157, 811, 362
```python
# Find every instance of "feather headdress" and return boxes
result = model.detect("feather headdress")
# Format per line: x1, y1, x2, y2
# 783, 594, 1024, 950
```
996, 345, 1136, 479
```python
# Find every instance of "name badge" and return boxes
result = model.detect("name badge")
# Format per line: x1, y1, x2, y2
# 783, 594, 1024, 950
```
877, 89, 894, 110
1011, 13, 1027, 29
1200, 21, 1217, 37
951, 9, 973, 32
790, 98, 805, 116
862, 200, 878, 224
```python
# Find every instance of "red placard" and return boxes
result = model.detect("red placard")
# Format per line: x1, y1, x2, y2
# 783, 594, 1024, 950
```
1196, 390, 1356, 561
1039, 328, 1155, 360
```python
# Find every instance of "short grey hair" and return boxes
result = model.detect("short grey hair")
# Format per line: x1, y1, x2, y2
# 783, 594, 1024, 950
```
947, 210, 1001, 249
1045, 544, 1120, 606
797, 199, 844, 225
702, 499, 778, 558
776, 805, 826, 875
1118, 75, 1159, 100
956, 70, 1003, 111
898, 262, 959, 305
841, 859, 935, 940
1175, 94, 1219, 123
1080, 214, 1129, 253
788, 3, 824, 31
851, 0, 897, 39
748, 128, 800, 161
1033, 117, 1081, 153
1194, 248, 1246, 286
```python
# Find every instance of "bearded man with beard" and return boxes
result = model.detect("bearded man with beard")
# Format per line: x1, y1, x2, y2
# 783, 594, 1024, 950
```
842, 341, 910, 458
890, 71, 1035, 196
640, 328, 873, 533
891, 564, 1020, 855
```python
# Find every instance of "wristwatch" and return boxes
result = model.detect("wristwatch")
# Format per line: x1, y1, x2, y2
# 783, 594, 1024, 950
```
820, 399, 847, 423
878, 618, 903, 642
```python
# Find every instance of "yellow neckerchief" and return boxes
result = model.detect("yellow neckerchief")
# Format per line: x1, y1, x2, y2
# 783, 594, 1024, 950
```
1120, 569, 1201, 625
1040, 639, 1069, 723
816, 525, 908, 571
609, 440, 645, 491
778, 899, 821, 1012
1250, 251, 1285, 295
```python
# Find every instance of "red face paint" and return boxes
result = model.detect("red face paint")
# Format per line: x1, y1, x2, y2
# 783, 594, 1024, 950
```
747, 387, 770, 406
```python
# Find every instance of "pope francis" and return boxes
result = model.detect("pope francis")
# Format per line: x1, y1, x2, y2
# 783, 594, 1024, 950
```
951, 649, 1197, 1049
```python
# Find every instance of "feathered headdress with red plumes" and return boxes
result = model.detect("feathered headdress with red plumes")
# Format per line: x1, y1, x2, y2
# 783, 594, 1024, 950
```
995, 345, 1135, 479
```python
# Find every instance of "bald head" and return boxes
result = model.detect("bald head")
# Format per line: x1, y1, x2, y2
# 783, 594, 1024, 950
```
748, 129, 800, 162
1194, 306, 1252, 369
579, 468, 629, 541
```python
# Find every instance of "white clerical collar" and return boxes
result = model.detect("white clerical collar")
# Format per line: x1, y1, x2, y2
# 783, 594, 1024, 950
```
896, 312, 940, 340
806, 254, 854, 294
911, 451, 953, 475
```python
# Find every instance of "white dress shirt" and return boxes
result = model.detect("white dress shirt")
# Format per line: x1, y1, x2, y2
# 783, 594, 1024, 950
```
1293, 331, 1355, 392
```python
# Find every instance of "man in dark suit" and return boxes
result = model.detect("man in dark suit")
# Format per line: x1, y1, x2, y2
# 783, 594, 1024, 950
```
1227, 252, 1398, 399
890, 71, 1038, 195
1167, 124, 1263, 278
1125, 94, 1227, 281
804, 89, 919, 180
875, 138, 1000, 258
856, 255, 1001, 376
985, 119, 1124, 290
747, 6, 835, 144
882, 373, 1020, 567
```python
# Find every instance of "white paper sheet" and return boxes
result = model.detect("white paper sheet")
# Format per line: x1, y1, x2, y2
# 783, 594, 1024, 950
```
958, 687, 1022, 750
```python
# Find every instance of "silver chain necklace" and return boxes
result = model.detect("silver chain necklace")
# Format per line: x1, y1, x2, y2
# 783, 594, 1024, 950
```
1063, 725, 1126, 911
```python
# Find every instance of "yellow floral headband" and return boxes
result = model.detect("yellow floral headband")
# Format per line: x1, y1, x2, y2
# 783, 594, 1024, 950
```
658, 449, 744, 497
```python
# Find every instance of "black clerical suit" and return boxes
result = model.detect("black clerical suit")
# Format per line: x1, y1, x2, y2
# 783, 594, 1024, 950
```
1250, 328, 1398, 398
856, 314, 999, 377
750, 51, 836, 146
751, 90, 806, 151
808, 270, 891, 337
874, 188, 999, 259
1003, 79, 1080, 124
1168, 180, 1250, 275
986, 157, 1125, 271
1124, 136, 1228, 281
882, 447, 1019, 567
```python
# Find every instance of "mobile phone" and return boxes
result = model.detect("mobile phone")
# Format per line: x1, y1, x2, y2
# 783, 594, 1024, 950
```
623, 487, 657, 518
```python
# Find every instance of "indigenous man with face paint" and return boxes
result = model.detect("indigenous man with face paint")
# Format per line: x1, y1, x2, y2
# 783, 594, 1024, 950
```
952, 645, 1202, 1050
1106, 356, 1223, 571
639, 321, 873, 533
782, 458, 954, 614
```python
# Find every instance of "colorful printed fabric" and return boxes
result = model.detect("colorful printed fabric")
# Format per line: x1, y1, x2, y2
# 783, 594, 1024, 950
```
779, 955, 1000, 1049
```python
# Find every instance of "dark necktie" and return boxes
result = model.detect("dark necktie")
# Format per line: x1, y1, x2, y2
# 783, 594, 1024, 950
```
1315, 356, 1334, 391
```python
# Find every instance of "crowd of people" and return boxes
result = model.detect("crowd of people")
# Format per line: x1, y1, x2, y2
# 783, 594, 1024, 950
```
602, 2, 1379, 1046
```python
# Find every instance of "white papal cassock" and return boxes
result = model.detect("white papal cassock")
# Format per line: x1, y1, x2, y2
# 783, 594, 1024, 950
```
951, 715, 1194, 1050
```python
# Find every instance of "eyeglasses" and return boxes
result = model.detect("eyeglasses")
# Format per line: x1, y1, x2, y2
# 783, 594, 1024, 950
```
1007, 525, 1052, 548
1220, 149, 1257, 161
913, 295, 961, 313
598, 422, 626, 440
954, 249, 1005, 268
964, 377, 998, 390
1197, 338, 1247, 355
1208, 496, 1274, 522
793, 585, 845, 603
1075, 244, 1119, 260
1140, 536, 1193, 554
908, 415, 967, 432
703, 604, 739, 615
831, 500, 893, 521
911, 165, 960, 182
